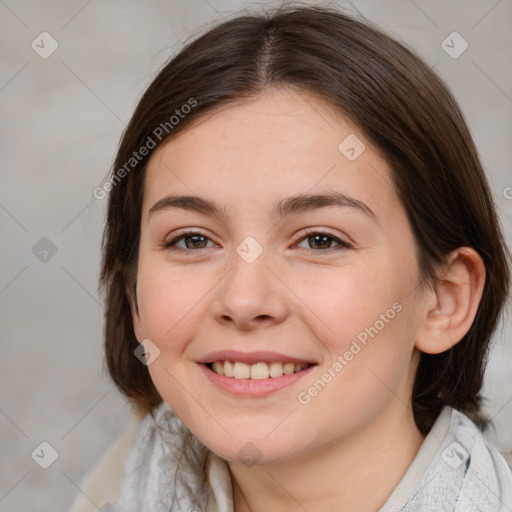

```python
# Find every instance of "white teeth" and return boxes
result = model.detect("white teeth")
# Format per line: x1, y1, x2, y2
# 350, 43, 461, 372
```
209, 361, 310, 379
283, 363, 295, 375
269, 362, 284, 378
233, 362, 250, 379
224, 360, 234, 377
251, 362, 270, 380
213, 361, 224, 376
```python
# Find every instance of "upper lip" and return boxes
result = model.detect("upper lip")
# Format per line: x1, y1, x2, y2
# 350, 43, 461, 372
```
197, 350, 317, 365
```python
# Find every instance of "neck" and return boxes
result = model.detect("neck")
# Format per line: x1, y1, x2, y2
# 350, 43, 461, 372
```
228, 402, 426, 512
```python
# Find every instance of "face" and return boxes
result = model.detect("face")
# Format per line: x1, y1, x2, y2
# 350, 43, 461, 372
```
132, 88, 429, 465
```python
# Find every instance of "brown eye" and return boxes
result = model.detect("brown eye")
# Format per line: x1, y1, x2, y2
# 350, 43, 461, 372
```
164, 230, 214, 251
296, 230, 352, 252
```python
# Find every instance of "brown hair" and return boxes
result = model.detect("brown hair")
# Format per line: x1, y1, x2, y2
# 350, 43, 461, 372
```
99, 5, 511, 435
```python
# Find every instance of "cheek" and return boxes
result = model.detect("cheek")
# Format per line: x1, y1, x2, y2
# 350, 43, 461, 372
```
296, 310, 414, 438
292, 261, 404, 351
294, 257, 417, 396
135, 257, 209, 349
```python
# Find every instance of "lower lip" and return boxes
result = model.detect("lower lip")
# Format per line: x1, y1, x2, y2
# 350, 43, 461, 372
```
199, 363, 315, 397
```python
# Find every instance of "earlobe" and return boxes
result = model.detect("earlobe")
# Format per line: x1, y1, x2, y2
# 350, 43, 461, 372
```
415, 247, 486, 355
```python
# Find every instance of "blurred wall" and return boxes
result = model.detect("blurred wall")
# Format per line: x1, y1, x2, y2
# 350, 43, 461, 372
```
0, 1, 511, 510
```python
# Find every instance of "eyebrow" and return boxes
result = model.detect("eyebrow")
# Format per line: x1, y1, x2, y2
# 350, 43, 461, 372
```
148, 191, 377, 224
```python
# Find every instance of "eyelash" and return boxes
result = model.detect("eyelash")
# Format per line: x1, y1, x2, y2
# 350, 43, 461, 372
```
162, 228, 352, 255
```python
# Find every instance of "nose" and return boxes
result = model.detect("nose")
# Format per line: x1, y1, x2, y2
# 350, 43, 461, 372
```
213, 242, 289, 331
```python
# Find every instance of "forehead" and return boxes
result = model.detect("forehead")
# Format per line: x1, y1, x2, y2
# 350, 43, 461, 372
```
142, 88, 399, 222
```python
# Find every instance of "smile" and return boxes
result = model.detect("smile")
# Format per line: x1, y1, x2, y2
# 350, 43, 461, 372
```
206, 360, 311, 379
199, 360, 316, 397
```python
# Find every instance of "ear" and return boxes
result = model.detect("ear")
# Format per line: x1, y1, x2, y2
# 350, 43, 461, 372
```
127, 286, 144, 342
415, 247, 486, 354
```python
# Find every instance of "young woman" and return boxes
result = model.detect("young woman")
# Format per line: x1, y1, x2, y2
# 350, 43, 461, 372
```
73, 5, 512, 511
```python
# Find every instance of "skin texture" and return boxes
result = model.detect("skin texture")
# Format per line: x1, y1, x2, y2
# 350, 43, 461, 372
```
130, 88, 486, 512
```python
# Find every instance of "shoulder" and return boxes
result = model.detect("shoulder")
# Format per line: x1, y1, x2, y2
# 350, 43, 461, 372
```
67, 412, 143, 512
382, 407, 512, 512
419, 407, 512, 511
451, 408, 512, 473
449, 408, 512, 510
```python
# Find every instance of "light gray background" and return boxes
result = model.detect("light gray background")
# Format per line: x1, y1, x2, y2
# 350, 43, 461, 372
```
1, 0, 511, 510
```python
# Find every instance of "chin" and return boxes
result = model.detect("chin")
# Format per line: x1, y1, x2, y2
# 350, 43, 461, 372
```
194, 423, 307, 467
208, 440, 299, 467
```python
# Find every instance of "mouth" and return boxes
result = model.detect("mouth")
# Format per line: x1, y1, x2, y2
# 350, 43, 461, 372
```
205, 360, 312, 379
197, 350, 317, 396
198, 351, 317, 397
